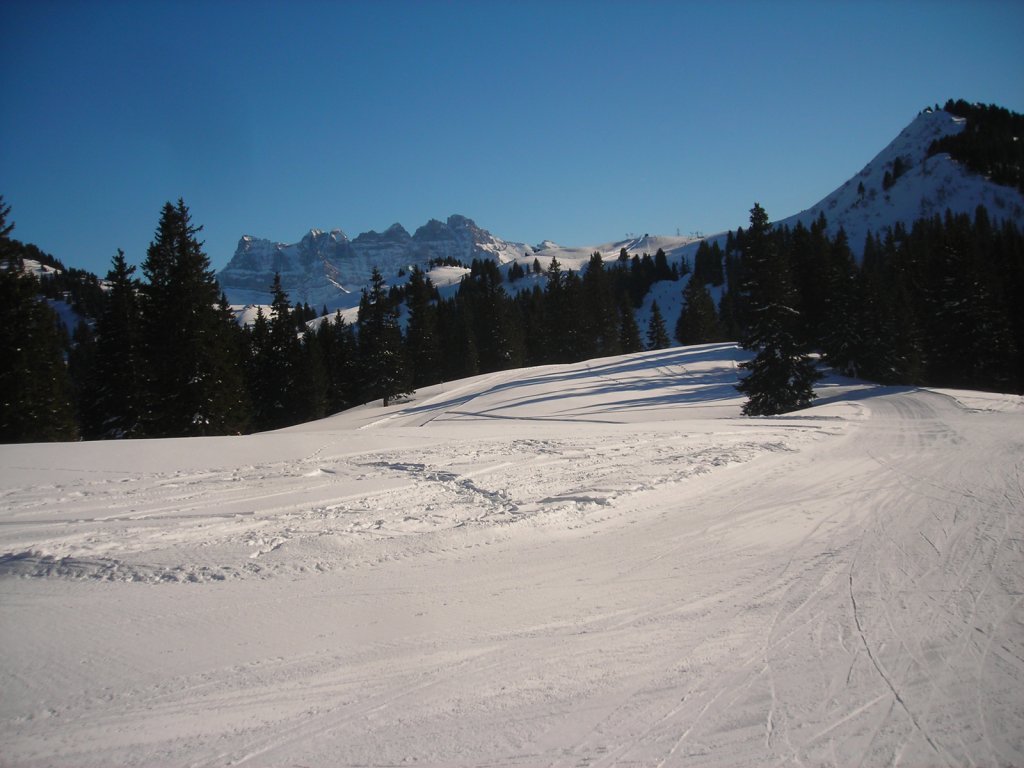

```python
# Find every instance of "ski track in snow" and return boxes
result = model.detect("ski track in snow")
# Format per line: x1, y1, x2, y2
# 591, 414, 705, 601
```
0, 345, 1022, 767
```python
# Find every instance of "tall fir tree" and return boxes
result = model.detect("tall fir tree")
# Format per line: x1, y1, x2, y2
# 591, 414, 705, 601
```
543, 258, 586, 362
357, 267, 410, 406
618, 297, 643, 354
316, 310, 360, 413
138, 200, 248, 436
404, 265, 441, 387
294, 327, 328, 424
459, 260, 522, 372
581, 252, 621, 358
517, 285, 548, 366
0, 199, 78, 442
89, 249, 145, 437
735, 203, 820, 415
818, 229, 862, 376
675, 277, 723, 346
646, 301, 671, 350
247, 273, 305, 430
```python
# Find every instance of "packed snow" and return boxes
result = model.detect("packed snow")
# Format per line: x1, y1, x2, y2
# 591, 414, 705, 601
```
1, 343, 1022, 766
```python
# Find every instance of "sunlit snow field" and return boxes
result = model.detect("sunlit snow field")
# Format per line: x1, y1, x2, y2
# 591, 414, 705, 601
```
1, 343, 1022, 766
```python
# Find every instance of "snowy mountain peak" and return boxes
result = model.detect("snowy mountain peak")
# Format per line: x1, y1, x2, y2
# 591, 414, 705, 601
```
776, 109, 1024, 252
352, 224, 411, 246
218, 214, 531, 309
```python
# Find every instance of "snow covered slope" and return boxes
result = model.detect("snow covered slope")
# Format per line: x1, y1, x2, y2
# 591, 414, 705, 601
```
217, 215, 531, 309
2, 344, 1022, 766
776, 108, 1024, 250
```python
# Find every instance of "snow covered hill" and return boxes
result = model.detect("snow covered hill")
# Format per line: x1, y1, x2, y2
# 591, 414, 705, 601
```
1, 344, 1022, 766
775, 107, 1024, 251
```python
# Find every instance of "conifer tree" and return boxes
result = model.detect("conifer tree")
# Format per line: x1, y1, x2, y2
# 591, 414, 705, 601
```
735, 203, 819, 415
436, 297, 480, 381
294, 328, 328, 423
139, 200, 247, 436
459, 260, 522, 372
676, 278, 722, 346
357, 267, 410, 406
646, 301, 671, 350
818, 229, 862, 376
216, 292, 252, 431
653, 248, 673, 281
581, 252, 621, 358
404, 265, 441, 387
317, 310, 360, 413
90, 249, 145, 437
0, 201, 78, 442
67, 319, 97, 435
247, 273, 304, 429
517, 285, 548, 366
618, 298, 643, 354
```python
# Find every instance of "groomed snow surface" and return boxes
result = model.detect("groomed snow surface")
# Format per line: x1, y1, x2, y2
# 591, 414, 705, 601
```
1, 343, 1022, 767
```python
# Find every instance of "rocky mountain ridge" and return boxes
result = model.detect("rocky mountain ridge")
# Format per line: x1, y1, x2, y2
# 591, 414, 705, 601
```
218, 215, 530, 309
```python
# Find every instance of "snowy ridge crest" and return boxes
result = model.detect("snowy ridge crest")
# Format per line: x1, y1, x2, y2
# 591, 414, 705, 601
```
776, 109, 1024, 250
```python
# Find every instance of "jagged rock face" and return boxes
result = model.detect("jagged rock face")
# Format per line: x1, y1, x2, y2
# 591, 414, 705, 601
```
218, 215, 529, 309
218, 230, 354, 305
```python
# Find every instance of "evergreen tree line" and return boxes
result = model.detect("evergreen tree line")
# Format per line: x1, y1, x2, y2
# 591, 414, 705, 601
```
1, 197, 684, 441
715, 204, 1024, 406
928, 100, 1024, 195
3, 194, 1022, 441
314, 250, 683, 414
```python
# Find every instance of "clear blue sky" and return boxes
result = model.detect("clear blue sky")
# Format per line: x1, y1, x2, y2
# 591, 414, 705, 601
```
3, 0, 1023, 275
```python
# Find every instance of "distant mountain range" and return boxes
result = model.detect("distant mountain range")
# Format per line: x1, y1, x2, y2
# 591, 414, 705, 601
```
217, 215, 530, 309
217, 107, 1024, 310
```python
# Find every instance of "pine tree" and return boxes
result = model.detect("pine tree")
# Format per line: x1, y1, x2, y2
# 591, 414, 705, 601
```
517, 285, 548, 366
646, 301, 670, 350
0, 201, 78, 442
735, 204, 820, 415
357, 267, 410, 407
436, 297, 480, 380
317, 310, 360, 413
618, 297, 643, 354
215, 292, 252, 431
581, 252, 621, 358
459, 260, 522, 372
247, 273, 305, 430
653, 248, 673, 281
294, 328, 328, 423
90, 249, 145, 437
675, 278, 722, 346
138, 200, 247, 436
819, 229, 862, 376
404, 265, 441, 387
67, 319, 97, 435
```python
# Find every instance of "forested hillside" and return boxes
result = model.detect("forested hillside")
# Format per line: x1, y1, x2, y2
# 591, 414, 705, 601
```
929, 99, 1024, 193
4, 101, 1024, 442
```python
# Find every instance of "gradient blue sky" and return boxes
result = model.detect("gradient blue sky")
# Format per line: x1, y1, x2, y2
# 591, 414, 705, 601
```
3, 0, 1023, 275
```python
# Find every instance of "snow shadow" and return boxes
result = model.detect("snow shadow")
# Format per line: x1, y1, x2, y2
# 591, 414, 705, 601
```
396, 344, 747, 423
